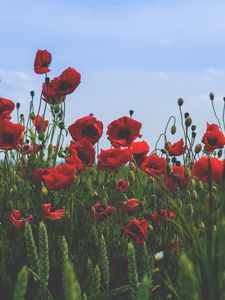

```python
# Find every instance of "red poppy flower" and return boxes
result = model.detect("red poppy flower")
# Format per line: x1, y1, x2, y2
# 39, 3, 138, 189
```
121, 198, 139, 216
97, 148, 132, 170
9, 210, 33, 228
168, 139, 186, 156
129, 140, 150, 166
42, 164, 76, 191
42, 203, 65, 220
192, 157, 223, 183
0, 117, 24, 150
140, 153, 166, 177
68, 115, 103, 145
0, 98, 15, 119
150, 209, 175, 225
32, 115, 49, 133
34, 50, 52, 74
107, 116, 142, 147
31, 167, 52, 182
42, 67, 81, 104
22, 143, 33, 155
65, 139, 95, 170
122, 219, 148, 244
164, 166, 191, 190
116, 179, 129, 192
91, 203, 116, 221
202, 123, 225, 152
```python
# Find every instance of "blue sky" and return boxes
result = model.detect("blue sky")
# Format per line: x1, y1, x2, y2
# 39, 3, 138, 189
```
1, 0, 225, 148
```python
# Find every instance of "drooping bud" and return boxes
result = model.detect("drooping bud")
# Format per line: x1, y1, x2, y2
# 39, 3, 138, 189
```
171, 124, 176, 135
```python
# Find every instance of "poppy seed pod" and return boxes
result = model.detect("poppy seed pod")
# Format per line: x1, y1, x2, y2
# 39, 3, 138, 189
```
16, 102, 20, 109
185, 117, 192, 127
184, 112, 189, 119
191, 125, 196, 131
178, 98, 184, 106
30, 91, 35, 97
209, 92, 214, 101
129, 110, 134, 117
194, 144, 202, 154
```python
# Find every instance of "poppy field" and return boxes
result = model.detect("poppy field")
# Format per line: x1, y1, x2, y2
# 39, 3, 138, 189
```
1, 50, 225, 300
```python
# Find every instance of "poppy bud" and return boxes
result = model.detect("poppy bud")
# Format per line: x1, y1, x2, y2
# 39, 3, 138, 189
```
30, 91, 35, 97
178, 98, 184, 106
129, 110, 134, 117
171, 157, 177, 164
176, 161, 181, 167
41, 186, 48, 196
184, 112, 189, 118
38, 131, 45, 141
192, 132, 196, 138
171, 125, 176, 135
148, 224, 153, 232
128, 170, 136, 184
20, 114, 24, 120
209, 92, 214, 101
185, 117, 192, 127
191, 125, 196, 131
16, 102, 20, 109
58, 122, 65, 130
199, 222, 205, 231
194, 144, 202, 154
218, 149, 223, 158
29, 112, 36, 120
190, 189, 198, 201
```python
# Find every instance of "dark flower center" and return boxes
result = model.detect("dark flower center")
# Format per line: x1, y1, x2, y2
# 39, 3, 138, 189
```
117, 128, 131, 139
0, 106, 4, 114
58, 81, 72, 91
2, 133, 14, 145
78, 152, 89, 164
129, 224, 141, 236
82, 125, 97, 137
41, 62, 49, 67
207, 137, 218, 146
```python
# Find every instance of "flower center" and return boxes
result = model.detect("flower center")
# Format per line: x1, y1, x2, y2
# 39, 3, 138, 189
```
207, 137, 218, 146
82, 125, 97, 137
58, 81, 72, 91
2, 133, 14, 145
117, 128, 131, 139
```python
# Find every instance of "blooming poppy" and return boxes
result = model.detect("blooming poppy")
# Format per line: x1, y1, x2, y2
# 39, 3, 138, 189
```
91, 203, 116, 221
140, 153, 166, 177
150, 209, 175, 225
122, 219, 148, 244
34, 50, 52, 74
129, 140, 149, 166
192, 157, 223, 183
121, 198, 139, 216
42, 164, 76, 191
9, 210, 33, 228
65, 139, 95, 170
0, 97, 15, 119
202, 123, 225, 152
97, 148, 132, 170
168, 139, 186, 156
116, 179, 129, 192
42, 203, 65, 220
32, 115, 49, 133
107, 116, 142, 147
42, 67, 81, 104
68, 115, 103, 145
164, 166, 191, 190
31, 167, 52, 182
0, 117, 24, 150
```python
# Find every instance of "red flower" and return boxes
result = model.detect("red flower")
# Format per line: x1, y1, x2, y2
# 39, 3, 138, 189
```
9, 210, 33, 228
65, 139, 95, 170
121, 198, 139, 216
42, 67, 81, 104
122, 219, 148, 244
22, 143, 33, 155
202, 123, 225, 152
31, 168, 52, 182
107, 116, 142, 147
42, 203, 65, 220
140, 153, 166, 177
192, 157, 223, 183
34, 50, 52, 74
129, 140, 150, 166
150, 209, 175, 225
42, 164, 76, 191
32, 115, 49, 133
0, 98, 15, 119
116, 179, 129, 192
0, 117, 24, 150
168, 139, 186, 156
164, 166, 191, 190
97, 148, 132, 170
91, 203, 116, 221
68, 115, 103, 145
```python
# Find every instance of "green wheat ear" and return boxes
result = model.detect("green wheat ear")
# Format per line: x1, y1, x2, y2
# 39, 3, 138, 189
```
64, 260, 81, 300
178, 253, 200, 300
24, 223, 39, 275
98, 234, 109, 290
127, 242, 139, 300
86, 258, 98, 296
135, 242, 153, 280
60, 236, 69, 292
13, 266, 29, 300
38, 221, 49, 298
